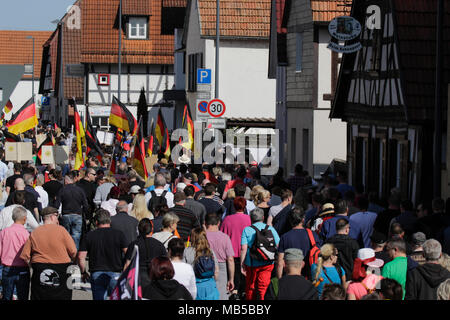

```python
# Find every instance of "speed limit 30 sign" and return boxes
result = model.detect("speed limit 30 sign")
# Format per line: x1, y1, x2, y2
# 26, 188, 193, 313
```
207, 99, 226, 118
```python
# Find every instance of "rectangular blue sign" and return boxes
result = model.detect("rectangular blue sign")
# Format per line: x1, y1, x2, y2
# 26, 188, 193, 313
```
197, 69, 211, 84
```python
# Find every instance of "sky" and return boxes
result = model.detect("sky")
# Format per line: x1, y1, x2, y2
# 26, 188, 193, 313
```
0, 0, 76, 30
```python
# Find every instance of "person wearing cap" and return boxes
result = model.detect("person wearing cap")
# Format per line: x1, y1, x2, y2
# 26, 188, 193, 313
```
320, 199, 361, 241
370, 230, 391, 265
409, 232, 427, 265
347, 248, 384, 300
265, 248, 318, 300
20, 207, 77, 300
405, 239, 450, 300
349, 196, 378, 248
310, 203, 335, 234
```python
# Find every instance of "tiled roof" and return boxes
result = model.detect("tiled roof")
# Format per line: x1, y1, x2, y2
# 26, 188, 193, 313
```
0, 30, 52, 79
310, 0, 352, 22
197, 0, 271, 38
163, 0, 187, 7
42, 0, 84, 101
122, 0, 152, 15
81, 0, 178, 64
394, 0, 450, 121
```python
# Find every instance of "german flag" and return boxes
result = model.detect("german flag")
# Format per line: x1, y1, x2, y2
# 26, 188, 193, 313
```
74, 104, 86, 170
181, 104, 194, 151
2, 129, 21, 142
155, 108, 171, 159
37, 133, 55, 164
133, 120, 148, 181
85, 106, 104, 164
6, 97, 38, 135
109, 96, 137, 136
147, 119, 155, 157
4, 99, 13, 114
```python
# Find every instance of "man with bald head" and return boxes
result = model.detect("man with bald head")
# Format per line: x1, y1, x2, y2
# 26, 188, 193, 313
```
5, 178, 39, 221
110, 200, 139, 247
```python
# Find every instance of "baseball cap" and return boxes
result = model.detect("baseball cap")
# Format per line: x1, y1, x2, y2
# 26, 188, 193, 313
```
284, 248, 304, 262
411, 232, 426, 246
176, 182, 187, 192
370, 230, 387, 245
129, 185, 141, 194
184, 173, 194, 181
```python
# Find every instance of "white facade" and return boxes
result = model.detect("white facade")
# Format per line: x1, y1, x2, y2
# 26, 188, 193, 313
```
6, 79, 40, 120
313, 28, 346, 165
86, 63, 175, 131
185, 2, 276, 121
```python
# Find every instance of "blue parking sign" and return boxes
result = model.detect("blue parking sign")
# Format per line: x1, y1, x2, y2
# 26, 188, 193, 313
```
197, 69, 211, 84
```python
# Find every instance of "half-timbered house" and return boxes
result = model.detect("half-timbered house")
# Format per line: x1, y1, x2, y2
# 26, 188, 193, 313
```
330, 0, 450, 203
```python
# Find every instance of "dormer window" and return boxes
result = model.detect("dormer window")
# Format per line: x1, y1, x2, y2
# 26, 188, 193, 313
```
128, 17, 148, 39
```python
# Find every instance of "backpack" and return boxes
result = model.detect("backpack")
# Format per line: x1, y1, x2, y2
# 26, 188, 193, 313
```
193, 255, 215, 279
306, 228, 320, 266
249, 225, 277, 262
147, 190, 168, 213
272, 205, 292, 236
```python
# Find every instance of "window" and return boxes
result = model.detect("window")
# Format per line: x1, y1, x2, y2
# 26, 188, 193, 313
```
187, 53, 203, 92
24, 64, 34, 75
128, 17, 148, 39
92, 116, 109, 130
296, 33, 303, 72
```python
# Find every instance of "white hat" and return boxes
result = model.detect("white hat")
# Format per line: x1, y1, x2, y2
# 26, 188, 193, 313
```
357, 248, 384, 268
129, 185, 141, 194
178, 154, 191, 164
176, 182, 187, 192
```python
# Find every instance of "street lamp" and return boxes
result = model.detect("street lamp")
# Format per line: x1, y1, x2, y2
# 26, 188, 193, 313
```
26, 36, 35, 102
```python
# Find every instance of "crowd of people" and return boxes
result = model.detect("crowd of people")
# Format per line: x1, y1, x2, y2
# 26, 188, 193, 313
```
0, 126, 450, 301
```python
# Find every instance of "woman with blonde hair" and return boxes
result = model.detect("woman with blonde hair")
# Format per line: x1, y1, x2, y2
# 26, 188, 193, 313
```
183, 227, 220, 300
311, 243, 347, 298
256, 189, 271, 223
250, 185, 265, 204
130, 193, 154, 221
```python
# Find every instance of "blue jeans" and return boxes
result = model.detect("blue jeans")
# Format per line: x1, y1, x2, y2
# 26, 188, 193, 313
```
61, 214, 83, 250
2, 266, 30, 300
90, 271, 120, 300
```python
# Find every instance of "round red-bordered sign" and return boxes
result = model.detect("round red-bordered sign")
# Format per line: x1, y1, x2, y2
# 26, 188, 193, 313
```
197, 100, 209, 113
207, 99, 226, 118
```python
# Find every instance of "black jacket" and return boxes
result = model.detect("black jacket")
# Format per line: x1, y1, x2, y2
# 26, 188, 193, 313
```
326, 234, 360, 278
265, 275, 318, 300
405, 263, 450, 300
142, 279, 193, 300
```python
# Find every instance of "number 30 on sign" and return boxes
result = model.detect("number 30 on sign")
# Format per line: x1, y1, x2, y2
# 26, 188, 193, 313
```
207, 99, 226, 118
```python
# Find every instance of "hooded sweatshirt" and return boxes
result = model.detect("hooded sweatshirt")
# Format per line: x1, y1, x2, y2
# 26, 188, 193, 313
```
142, 279, 193, 300
405, 263, 450, 300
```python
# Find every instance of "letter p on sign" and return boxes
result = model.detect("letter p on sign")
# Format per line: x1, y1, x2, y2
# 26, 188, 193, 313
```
197, 69, 211, 84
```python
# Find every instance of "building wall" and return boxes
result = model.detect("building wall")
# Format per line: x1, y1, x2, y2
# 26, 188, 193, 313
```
185, 2, 275, 121
285, 0, 346, 176
285, 0, 315, 175
86, 63, 175, 130
313, 28, 347, 167
204, 38, 276, 119
7, 79, 40, 120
